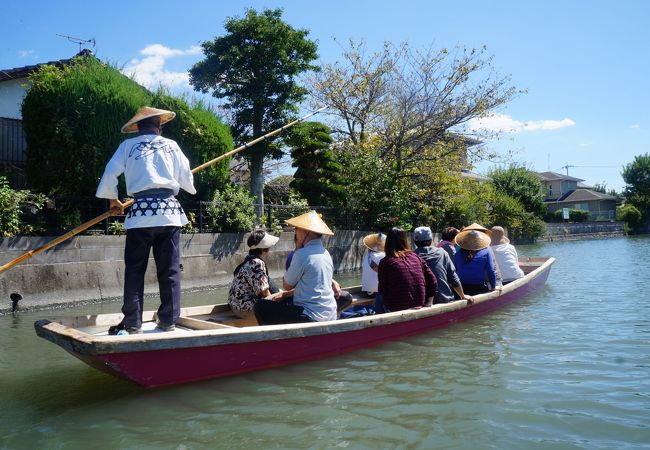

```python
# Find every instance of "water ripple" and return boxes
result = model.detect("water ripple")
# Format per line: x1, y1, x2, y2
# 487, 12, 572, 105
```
1, 237, 650, 449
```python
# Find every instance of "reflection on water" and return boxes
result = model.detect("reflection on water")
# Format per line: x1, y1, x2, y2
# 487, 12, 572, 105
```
1, 237, 650, 449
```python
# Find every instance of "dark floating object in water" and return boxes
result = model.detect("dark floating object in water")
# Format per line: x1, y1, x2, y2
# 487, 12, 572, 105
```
10, 293, 22, 313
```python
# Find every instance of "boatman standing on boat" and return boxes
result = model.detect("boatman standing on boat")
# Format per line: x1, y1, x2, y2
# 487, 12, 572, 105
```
254, 211, 339, 325
96, 106, 196, 335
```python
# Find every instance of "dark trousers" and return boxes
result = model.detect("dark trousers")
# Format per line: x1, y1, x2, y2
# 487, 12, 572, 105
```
254, 299, 314, 325
254, 291, 353, 325
123, 226, 181, 328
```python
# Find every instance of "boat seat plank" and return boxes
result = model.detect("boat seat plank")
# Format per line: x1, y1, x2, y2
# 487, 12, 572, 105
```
189, 312, 258, 328
176, 317, 234, 330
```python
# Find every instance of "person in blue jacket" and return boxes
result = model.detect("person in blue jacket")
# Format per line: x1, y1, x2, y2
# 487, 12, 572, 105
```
453, 224, 497, 296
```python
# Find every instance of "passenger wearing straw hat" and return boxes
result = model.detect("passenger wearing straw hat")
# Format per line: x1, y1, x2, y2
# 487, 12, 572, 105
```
361, 233, 386, 297
254, 211, 340, 324
96, 106, 196, 335
453, 224, 498, 296
489, 226, 524, 283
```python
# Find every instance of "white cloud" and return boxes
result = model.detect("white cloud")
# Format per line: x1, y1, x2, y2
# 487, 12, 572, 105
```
467, 113, 576, 134
628, 124, 640, 129
122, 44, 202, 90
18, 49, 35, 58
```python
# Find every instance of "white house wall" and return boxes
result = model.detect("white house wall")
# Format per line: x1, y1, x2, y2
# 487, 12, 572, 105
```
0, 78, 30, 119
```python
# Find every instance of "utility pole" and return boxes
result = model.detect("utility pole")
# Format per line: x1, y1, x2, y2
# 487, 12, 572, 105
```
560, 164, 576, 176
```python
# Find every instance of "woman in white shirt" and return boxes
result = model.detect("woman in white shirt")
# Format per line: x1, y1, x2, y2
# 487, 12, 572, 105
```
489, 226, 524, 283
361, 233, 385, 296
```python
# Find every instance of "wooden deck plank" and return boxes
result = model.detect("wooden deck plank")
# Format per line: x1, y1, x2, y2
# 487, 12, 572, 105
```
176, 317, 234, 330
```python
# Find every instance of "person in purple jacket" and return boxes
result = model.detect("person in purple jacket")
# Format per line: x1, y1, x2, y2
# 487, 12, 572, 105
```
378, 227, 437, 312
453, 225, 497, 295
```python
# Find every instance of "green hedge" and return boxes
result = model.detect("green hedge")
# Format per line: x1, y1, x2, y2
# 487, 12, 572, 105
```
552, 208, 590, 222
21, 55, 233, 230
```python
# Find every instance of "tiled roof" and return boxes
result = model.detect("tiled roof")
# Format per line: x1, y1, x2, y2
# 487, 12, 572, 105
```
537, 171, 584, 182
0, 49, 92, 82
460, 170, 491, 182
546, 188, 617, 203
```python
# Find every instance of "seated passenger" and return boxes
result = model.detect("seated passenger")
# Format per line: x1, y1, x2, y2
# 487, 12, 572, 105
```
361, 233, 386, 297
437, 226, 460, 259
378, 227, 437, 312
490, 226, 524, 283
454, 225, 498, 296
285, 234, 297, 270
413, 226, 472, 304
254, 211, 338, 325
228, 230, 281, 321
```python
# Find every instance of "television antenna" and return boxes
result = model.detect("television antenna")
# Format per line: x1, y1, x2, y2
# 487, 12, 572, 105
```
56, 34, 96, 53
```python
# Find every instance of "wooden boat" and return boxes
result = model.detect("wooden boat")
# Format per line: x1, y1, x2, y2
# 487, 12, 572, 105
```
34, 256, 554, 388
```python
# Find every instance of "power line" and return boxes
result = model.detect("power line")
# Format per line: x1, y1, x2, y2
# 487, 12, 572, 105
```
557, 164, 619, 176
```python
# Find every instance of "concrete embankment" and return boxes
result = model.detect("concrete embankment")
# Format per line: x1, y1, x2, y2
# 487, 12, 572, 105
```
0, 231, 367, 314
538, 221, 625, 242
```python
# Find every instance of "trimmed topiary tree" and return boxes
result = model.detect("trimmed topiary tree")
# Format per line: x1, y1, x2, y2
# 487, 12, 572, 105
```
285, 121, 346, 207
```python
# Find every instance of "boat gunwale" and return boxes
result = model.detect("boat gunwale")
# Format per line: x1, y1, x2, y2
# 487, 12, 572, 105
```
35, 257, 555, 356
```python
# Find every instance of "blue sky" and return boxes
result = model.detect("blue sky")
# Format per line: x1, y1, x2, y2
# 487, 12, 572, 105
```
2, 0, 649, 191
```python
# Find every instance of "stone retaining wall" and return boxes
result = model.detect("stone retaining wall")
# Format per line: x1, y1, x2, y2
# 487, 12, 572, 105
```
0, 231, 368, 313
538, 221, 625, 242
0, 223, 630, 313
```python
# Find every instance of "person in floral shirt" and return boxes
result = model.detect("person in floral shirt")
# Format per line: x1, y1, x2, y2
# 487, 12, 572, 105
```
228, 230, 281, 320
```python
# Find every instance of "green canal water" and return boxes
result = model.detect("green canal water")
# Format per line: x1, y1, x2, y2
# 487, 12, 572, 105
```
1, 237, 649, 449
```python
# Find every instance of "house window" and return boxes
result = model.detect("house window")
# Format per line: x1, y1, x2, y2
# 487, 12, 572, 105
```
548, 185, 553, 197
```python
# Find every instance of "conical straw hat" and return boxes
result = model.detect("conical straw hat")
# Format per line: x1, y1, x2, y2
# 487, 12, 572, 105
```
121, 106, 176, 133
363, 233, 385, 251
462, 222, 492, 236
285, 210, 334, 236
490, 226, 510, 245
456, 229, 492, 251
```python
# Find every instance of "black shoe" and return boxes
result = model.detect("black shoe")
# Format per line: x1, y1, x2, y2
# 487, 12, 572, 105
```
155, 322, 175, 332
108, 323, 142, 335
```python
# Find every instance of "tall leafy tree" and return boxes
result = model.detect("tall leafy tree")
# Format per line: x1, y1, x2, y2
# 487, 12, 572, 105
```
309, 40, 521, 167
488, 164, 547, 218
189, 8, 319, 218
622, 153, 650, 220
309, 40, 521, 231
285, 121, 345, 206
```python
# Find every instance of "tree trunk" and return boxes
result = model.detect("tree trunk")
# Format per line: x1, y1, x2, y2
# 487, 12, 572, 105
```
251, 104, 265, 221
249, 151, 264, 221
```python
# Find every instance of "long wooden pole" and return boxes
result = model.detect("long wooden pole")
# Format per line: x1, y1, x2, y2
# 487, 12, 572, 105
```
0, 107, 327, 275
